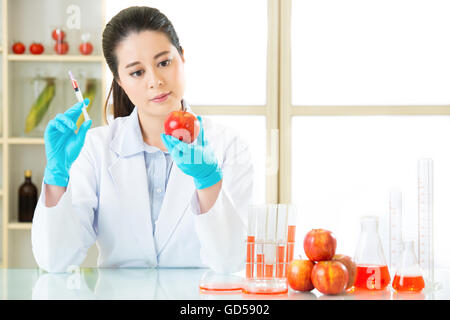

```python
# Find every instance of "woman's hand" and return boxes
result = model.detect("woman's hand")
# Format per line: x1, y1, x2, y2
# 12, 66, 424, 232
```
161, 116, 223, 190
43, 99, 92, 187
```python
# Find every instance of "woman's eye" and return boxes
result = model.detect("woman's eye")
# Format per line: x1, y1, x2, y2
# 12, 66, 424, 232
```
159, 59, 172, 67
130, 70, 143, 77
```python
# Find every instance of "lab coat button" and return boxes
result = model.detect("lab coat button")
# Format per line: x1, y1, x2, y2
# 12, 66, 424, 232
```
156, 188, 162, 193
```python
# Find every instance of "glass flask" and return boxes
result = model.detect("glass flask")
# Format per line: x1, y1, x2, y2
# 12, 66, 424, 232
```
392, 240, 425, 293
353, 216, 391, 290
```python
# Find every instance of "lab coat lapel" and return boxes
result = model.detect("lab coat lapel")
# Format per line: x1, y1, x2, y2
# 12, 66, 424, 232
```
154, 159, 196, 256
108, 108, 157, 263
155, 100, 199, 255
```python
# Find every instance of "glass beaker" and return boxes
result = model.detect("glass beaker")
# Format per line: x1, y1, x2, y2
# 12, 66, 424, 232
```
353, 216, 391, 290
392, 240, 425, 293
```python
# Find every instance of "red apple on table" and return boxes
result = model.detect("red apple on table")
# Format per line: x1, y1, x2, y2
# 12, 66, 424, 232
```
303, 229, 337, 261
332, 254, 356, 289
164, 111, 200, 144
311, 261, 348, 295
287, 258, 315, 292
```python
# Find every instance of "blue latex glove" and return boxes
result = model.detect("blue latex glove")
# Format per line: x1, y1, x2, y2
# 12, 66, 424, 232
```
43, 99, 92, 187
161, 116, 223, 190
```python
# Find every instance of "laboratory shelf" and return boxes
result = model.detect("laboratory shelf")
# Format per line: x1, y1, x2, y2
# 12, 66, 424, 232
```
7, 54, 103, 63
0, 0, 107, 268
7, 138, 44, 145
8, 222, 31, 231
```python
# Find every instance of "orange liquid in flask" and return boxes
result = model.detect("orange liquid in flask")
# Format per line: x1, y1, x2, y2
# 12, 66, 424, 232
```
354, 264, 391, 290
392, 275, 425, 292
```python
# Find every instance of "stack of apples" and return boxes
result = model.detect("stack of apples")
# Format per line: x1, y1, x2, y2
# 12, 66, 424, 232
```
287, 229, 356, 295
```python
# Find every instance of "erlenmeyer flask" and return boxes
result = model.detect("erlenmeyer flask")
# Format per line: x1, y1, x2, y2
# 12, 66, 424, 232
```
354, 216, 391, 290
392, 240, 425, 292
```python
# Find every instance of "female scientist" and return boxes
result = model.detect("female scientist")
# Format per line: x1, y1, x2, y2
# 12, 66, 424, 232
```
31, 6, 253, 273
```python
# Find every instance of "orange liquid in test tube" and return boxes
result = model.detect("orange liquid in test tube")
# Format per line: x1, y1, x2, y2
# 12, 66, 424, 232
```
287, 225, 296, 263
275, 204, 288, 279
246, 235, 255, 278
276, 245, 286, 278
256, 253, 264, 278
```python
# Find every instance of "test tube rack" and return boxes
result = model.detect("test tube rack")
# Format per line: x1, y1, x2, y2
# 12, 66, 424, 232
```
244, 204, 297, 295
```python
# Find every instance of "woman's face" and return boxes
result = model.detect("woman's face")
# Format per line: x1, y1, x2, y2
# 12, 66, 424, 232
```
115, 30, 186, 118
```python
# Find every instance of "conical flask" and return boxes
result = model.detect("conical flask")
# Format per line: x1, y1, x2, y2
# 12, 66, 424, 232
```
392, 240, 425, 292
354, 216, 391, 290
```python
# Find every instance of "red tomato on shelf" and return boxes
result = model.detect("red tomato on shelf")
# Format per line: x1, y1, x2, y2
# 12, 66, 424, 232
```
12, 42, 26, 54
79, 42, 93, 55
164, 111, 200, 144
52, 29, 66, 41
29, 43, 44, 55
54, 41, 69, 55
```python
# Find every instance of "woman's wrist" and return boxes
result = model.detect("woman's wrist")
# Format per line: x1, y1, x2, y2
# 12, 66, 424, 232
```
196, 179, 222, 214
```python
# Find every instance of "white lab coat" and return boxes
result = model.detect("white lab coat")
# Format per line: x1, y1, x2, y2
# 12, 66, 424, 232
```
31, 106, 253, 273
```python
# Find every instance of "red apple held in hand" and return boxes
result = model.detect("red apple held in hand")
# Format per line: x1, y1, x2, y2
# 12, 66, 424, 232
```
287, 258, 315, 292
303, 229, 337, 261
164, 111, 200, 144
332, 254, 356, 289
311, 261, 348, 295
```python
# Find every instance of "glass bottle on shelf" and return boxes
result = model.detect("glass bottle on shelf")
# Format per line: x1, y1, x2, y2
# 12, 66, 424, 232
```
18, 170, 38, 222
353, 215, 391, 290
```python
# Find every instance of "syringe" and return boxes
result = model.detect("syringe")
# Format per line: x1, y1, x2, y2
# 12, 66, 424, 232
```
418, 158, 434, 288
68, 70, 90, 122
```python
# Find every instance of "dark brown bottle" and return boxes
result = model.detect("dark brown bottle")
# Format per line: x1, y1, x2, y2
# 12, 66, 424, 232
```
18, 170, 38, 222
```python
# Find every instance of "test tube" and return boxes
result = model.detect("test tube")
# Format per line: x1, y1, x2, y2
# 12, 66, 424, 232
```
246, 206, 257, 279
286, 204, 298, 264
389, 190, 403, 275
255, 205, 267, 279
276, 204, 288, 278
418, 158, 434, 286
264, 204, 278, 279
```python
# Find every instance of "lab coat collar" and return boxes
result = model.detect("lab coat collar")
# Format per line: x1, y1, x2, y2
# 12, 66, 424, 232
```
110, 99, 195, 158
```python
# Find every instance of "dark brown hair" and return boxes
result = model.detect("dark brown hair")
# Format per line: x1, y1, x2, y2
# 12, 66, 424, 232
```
102, 6, 183, 120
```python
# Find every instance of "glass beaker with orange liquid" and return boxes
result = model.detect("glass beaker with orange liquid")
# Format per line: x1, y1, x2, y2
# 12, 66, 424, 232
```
353, 216, 391, 290
392, 240, 425, 293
